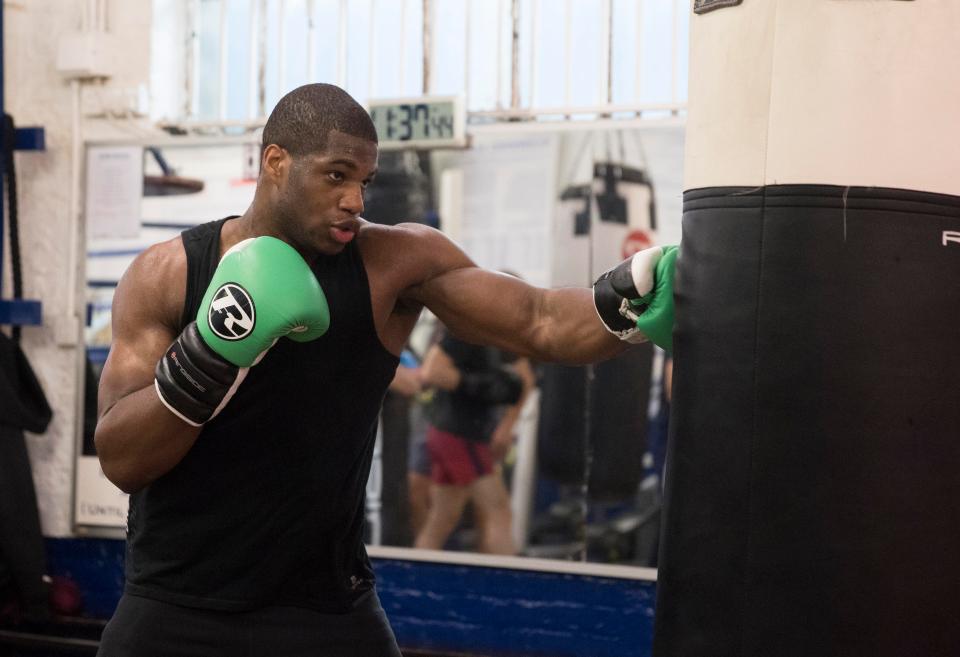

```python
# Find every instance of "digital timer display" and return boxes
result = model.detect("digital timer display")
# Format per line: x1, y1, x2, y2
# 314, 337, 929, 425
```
368, 97, 466, 149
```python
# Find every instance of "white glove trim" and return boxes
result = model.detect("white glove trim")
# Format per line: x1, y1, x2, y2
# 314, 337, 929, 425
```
209, 366, 250, 420
628, 246, 663, 298
155, 379, 204, 427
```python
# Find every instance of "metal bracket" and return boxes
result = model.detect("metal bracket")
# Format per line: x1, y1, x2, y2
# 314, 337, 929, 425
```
0, 299, 43, 325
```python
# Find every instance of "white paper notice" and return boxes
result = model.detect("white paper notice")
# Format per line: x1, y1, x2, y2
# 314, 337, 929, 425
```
86, 145, 143, 239
75, 456, 129, 529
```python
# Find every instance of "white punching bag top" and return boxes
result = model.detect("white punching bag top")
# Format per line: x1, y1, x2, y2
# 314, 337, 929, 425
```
684, 0, 960, 196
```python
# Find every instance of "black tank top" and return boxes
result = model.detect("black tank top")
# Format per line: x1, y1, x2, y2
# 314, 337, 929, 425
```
124, 218, 399, 613
428, 333, 504, 443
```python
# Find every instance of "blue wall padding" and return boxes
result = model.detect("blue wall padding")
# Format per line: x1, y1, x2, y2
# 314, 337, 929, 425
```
45, 539, 655, 657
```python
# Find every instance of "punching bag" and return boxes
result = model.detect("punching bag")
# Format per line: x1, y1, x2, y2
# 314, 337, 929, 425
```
0, 333, 53, 619
360, 150, 432, 226
655, 2, 960, 656
537, 343, 653, 501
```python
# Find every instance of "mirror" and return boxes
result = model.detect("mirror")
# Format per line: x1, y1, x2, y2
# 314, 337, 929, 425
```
77, 123, 684, 572
77, 138, 260, 533
367, 126, 683, 566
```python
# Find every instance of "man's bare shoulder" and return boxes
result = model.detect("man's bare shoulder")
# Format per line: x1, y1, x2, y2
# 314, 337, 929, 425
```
124, 236, 187, 287
114, 236, 188, 331
134, 235, 186, 272
358, 220, 471, 278
357, 220, 477, 324
357, 219, 437, 246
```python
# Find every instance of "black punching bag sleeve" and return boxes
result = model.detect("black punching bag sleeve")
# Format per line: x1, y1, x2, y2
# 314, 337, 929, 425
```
537, 346, 653, 501
654, 2, 960, 657
587, 343, 652, 501
537, 363, 587, 486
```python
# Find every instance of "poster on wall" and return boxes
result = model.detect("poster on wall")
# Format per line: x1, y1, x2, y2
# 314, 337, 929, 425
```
85, 145, 143, 239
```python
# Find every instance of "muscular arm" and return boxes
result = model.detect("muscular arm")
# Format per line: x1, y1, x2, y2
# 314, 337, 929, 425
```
94, 240, 202, 493
398, 225, 629, 365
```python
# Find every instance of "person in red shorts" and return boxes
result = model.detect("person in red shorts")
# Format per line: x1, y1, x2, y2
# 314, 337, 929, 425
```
414, 328, 534, 554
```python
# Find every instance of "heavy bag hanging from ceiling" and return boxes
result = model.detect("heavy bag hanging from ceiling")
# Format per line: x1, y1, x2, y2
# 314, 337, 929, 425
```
655, 2, 960, 656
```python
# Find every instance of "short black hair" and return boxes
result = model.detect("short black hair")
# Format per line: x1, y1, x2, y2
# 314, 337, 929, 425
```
262, 83, 378, 157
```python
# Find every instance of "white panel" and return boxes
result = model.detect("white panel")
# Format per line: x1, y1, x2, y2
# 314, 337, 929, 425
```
151, 0, 187, 120
552, 193, 591, 287
456, 133, 559, 288
686, 0, 960, 195
438, 168, 464, 242
683, 0, 777, 189
510, 390, 540, 552
765, 0, 960, 194
74, 457, 129, 528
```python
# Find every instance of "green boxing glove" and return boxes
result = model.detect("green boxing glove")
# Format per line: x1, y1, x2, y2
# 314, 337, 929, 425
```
155, 236, 330, 426
196, 237, 330, 365
631, 246, 678, 353
593, 245, 678, 353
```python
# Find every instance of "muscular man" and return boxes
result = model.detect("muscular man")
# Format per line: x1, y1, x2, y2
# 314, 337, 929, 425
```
94, 83, 675, 656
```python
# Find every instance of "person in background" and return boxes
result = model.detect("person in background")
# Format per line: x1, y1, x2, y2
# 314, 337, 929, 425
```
415, 327, 535, 555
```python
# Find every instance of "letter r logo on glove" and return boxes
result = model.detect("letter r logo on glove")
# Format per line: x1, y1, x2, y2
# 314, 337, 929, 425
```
208, 284, 257, 340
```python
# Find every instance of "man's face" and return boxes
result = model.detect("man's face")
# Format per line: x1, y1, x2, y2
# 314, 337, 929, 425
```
272, 130, 379, 256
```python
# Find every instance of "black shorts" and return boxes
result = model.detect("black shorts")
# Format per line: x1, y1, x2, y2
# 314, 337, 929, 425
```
97, 590, 401, 657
